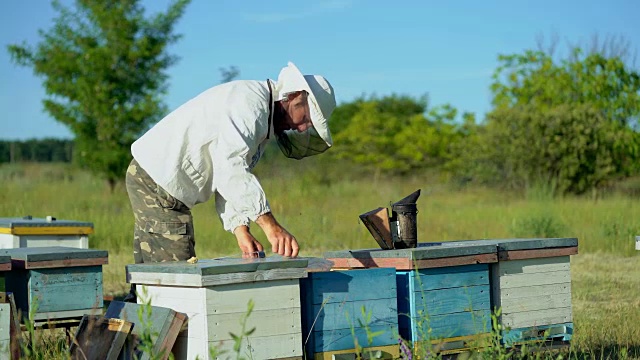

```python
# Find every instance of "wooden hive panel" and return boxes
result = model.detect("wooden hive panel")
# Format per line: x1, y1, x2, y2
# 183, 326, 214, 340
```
300, 268, 399, 357
491, 256, 573, 330
140, 285, 208, 360
204, 278, 303, 359
397, 264, 491, 344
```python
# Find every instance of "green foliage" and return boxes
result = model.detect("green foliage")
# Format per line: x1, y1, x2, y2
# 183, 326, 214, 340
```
219, 299, 256, 360
510, 214, 567, 238
456, 104, 639, 195
329, 93, 428, 138
7, 0, 191, 190
332, 94, 467, 174
491, 48, 640, 127
0, 139, 74, 163
461, 45, 640, 196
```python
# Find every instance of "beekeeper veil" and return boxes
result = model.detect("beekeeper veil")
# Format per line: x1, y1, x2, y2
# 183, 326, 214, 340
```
274, 62, 336, 159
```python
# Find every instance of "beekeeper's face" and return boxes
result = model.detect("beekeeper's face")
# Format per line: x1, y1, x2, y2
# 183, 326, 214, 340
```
282, 91, 312, 132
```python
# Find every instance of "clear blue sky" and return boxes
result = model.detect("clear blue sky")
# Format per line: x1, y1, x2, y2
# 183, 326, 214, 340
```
1, 0, 638, 140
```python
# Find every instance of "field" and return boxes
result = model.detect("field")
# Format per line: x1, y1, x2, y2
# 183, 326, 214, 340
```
1, 159, 639, 359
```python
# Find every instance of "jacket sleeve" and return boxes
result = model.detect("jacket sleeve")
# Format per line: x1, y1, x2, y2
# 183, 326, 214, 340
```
210, 102, 271, 233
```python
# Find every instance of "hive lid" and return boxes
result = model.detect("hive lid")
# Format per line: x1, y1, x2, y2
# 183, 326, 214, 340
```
324, 241, 498, 270
325, 241, 497, 261
127, 256, 309, 287
0, 216, 94, 235
127, 256, 308, 276
0, 246, 108, 269
448, 237, 578, 251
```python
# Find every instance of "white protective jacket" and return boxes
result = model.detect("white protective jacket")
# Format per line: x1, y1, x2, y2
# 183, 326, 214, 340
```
131, 79, 276, 233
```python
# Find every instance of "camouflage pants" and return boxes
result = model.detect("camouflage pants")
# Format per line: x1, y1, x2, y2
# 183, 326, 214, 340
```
125, 159, 196, 264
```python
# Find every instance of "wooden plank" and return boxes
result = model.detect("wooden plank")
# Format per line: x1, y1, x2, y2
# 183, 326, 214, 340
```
69, 314, 132, 360
208, 333, 303, 359
0, 246, 109, 268
207, 308, 301, 340
126, 256, 308, 276
205, 278, 300, 313
127, 267, 307, 287
0, 257, 11, 272
411, 264, 490, 291
498, 246, 578, 261
447, 238, 578, 251
327, 253, 497, 270
31, 309, 101, 322
496, 256, 570, 276
502, 307, 573, 329
500, 293, 572, 313
412, 285, 490, 316
19, 258, 108, 270
104, 301, 186, 360
411, 309, 491, 340
324, 242, 497, 261
497, 282, 571, 300
498, 271, 571, 288
312, 344, 399, 360
0, 303, 10, 344
139, 285, 208, 359
311, 324, 399, 353
421, 333, 492, 355
28, 266, 103, 313
305, 268, 396, 305
310, 298, 397, 332
7, 293, 21, 360
1, 226, 94, 235
501, 322, 573, 345
359, 207, 393, 250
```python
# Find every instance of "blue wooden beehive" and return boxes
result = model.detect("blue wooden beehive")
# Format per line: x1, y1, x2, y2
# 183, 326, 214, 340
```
1, 246, 108, 321
325, 241, 498, 355
300, 267, 400, 360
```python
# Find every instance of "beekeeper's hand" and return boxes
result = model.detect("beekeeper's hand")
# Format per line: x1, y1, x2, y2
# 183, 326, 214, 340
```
256, 212, 300, 258
233, 226, 265, 259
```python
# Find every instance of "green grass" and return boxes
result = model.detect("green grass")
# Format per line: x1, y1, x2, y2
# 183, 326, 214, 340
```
1, 160, 639, 359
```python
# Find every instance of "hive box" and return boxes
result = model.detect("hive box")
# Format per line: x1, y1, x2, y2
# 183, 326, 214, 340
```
465, 237, 577, 346
1, 246, 108, 321
126, 256, 310, 360
300, 268, 400, 360
325, 242, 498, 355
0, 216, 93, 249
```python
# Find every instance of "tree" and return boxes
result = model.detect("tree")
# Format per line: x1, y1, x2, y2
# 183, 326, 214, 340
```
7, 0, 191, 190
464, 104, 638, 195
332, 95, 465, 174
219, 65, 240, 83
462, 41, 640, 195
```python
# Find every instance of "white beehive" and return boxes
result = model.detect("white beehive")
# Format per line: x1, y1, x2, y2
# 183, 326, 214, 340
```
126, 257, 309, 360
0, 216, 92, 249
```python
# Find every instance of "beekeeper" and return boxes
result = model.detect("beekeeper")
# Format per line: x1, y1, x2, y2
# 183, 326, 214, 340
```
125, 62, 336, 265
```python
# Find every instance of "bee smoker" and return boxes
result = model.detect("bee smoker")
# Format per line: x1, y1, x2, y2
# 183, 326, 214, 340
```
389, 189, 421, 249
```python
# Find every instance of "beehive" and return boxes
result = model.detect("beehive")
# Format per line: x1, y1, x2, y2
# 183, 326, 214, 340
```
126, 256, 310, 360
325, 242, 498, 355
300, 267, 400, 360
0, 216, 93, 249
1, 246, 108, 321
482, 238, 577, 346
